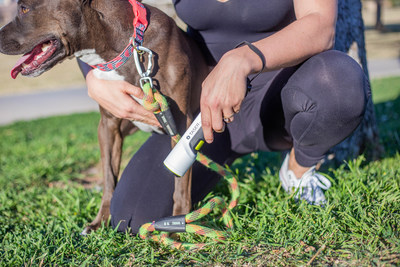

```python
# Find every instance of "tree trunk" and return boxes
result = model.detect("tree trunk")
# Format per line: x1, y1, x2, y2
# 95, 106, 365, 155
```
375, 0, 384, 30
328, 0, 384, 164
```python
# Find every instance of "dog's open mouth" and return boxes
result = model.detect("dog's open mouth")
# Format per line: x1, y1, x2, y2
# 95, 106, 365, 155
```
11, 39, 61, 79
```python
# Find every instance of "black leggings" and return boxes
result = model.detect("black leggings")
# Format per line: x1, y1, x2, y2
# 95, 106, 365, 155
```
110, 50, 369, 233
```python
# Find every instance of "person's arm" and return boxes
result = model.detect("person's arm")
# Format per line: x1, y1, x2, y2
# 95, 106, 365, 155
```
200, 0, 337, 143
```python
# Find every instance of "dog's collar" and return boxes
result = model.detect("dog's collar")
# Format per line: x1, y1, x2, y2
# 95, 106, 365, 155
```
90, 0, 148, 72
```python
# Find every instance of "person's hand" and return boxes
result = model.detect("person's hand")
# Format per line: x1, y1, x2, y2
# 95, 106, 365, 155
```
86, 70, 160, 127
200, 46, 261, 143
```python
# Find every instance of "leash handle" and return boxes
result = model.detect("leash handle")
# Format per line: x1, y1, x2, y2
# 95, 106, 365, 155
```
153, 215, 186, 232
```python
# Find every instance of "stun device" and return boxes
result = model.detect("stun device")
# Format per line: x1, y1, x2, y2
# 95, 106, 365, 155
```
163, 78, 252, 177
163, 113, 205, 177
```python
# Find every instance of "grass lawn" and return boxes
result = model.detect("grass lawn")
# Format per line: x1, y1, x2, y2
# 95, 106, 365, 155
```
0, 76, 399, 265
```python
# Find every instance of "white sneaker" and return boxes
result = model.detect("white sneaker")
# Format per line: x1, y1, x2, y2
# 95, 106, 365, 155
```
279, 153, 331, 206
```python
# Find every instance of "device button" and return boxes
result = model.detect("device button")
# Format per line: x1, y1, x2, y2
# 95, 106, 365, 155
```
195, 140, 204, 151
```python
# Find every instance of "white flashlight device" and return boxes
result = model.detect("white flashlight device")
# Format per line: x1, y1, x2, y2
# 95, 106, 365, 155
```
163, 113, 205, 177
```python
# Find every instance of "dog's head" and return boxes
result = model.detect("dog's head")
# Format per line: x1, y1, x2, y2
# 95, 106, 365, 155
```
0, 0, 96, 79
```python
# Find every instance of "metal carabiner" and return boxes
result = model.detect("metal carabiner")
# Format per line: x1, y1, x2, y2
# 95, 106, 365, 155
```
133, 45, 154, 78
140, 76, 153, 89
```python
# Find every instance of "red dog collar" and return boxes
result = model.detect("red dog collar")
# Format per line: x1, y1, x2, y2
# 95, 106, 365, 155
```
91, 0, 148, 72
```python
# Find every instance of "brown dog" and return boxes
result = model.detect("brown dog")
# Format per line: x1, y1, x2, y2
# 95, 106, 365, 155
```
0, 0, 208, 234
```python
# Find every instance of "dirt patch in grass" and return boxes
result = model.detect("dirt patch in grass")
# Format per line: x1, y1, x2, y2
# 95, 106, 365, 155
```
75, 165, 103, 190
48, 164, 102, 190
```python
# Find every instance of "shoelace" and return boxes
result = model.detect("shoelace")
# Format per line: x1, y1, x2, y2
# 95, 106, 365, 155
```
301, 169, 332, 190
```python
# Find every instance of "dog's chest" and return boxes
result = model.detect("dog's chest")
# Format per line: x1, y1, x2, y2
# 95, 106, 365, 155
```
75, 49, 163, 134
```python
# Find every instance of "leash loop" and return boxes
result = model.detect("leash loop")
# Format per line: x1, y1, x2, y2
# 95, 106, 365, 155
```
134, 46, 178, 136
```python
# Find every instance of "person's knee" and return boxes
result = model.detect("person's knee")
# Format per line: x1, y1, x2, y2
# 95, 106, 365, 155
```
299, 50, 368, 120
281, 50, 370, 154
321, 50, 369, 120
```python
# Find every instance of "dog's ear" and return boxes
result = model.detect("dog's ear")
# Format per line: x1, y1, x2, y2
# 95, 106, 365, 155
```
83, 0, 105, 19
81, 0, 93, 6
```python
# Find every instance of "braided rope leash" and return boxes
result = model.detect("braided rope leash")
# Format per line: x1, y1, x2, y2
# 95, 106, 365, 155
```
139, 152, 239, 250
136, 83, 240, 249
140, 82, 169, 113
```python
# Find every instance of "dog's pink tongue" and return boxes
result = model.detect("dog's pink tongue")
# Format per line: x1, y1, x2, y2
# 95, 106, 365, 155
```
11, 53, 34, 79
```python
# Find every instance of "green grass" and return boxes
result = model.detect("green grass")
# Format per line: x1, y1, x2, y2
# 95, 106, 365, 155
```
0, 77, 400, 265
371, 76, 400, 104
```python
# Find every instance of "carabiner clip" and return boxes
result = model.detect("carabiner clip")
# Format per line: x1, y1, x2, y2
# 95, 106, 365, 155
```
134, 46, 154, 78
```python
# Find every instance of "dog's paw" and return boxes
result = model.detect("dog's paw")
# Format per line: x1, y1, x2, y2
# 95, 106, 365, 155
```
80, 226, 94, 236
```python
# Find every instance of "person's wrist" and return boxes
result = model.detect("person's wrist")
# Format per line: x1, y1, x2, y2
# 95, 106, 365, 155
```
222, 47, 257, 77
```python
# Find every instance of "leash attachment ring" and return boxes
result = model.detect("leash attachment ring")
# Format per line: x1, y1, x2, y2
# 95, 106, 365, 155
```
139, 76, 153, 89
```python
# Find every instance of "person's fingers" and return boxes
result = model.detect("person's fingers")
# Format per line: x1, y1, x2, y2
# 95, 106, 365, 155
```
86, 70, 96, 99
128, 100, 161, 127
210, 103, 225, 133
222, 107, 235, 123
85, 71, 160, 127
200, 105, 214, 143
233, 104, 241, 114
123, 83, 145, 99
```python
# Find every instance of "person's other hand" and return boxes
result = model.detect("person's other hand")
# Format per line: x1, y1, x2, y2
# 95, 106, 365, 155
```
86, 70, 160, 127
200, 46, 258, 143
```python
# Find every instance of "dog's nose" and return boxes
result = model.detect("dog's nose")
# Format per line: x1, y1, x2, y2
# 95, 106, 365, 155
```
0, 24, 9, 53
0, 23, 22, 55
0, 30, 5, 53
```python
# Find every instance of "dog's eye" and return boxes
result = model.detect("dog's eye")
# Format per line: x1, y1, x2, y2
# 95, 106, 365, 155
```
20, 6, 30, 14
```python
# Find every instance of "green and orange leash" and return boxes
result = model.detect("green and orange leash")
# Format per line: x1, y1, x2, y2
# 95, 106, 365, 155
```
139, 150, 240, 250
135, 59, 240, 250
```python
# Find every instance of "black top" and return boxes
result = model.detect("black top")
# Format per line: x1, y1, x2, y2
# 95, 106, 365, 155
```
173, 0, 295, 63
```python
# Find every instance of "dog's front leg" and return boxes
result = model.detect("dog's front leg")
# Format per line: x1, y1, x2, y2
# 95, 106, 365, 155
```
82, 109, 124, 235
